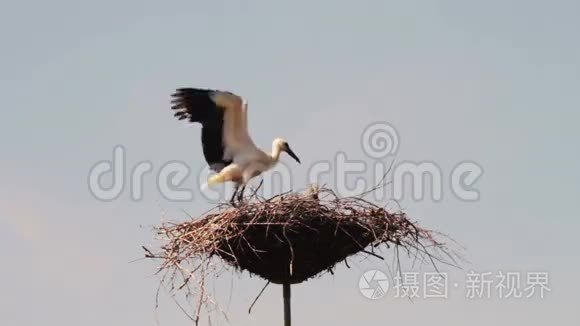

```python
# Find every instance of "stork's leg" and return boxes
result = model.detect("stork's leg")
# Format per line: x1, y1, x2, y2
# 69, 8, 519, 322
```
230, 183, 240, 206
237, 184, 246, 203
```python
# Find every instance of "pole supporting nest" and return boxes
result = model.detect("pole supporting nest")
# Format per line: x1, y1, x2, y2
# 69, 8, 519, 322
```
283, 282, 291, 326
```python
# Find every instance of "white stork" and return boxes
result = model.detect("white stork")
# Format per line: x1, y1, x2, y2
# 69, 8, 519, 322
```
170, 88, 301, 204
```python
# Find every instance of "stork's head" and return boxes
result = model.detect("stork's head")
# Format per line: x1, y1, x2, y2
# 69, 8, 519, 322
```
273, 138, 301, 164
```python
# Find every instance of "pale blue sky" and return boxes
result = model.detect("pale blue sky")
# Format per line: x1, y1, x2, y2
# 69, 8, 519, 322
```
1, 1, 579, 325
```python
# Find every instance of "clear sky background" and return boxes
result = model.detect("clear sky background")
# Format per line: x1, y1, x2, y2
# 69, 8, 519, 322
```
1, 0, 579, 325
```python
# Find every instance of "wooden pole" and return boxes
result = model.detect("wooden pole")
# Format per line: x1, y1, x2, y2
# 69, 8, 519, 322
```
283, 282, 291, 326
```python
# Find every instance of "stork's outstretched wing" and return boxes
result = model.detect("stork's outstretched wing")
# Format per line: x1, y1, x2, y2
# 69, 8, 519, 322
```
170, 88, 256, 171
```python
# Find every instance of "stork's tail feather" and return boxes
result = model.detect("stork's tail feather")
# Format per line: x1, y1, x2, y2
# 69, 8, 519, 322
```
207, 174, 226, 186
200, 174, 226, 192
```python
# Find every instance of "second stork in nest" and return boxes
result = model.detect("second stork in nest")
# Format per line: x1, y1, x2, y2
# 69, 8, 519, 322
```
170, 88, 301, 204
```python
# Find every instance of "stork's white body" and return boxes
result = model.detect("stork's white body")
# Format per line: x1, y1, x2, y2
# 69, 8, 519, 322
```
209, 92, 282, 185
170, 88, 300, 202
213, 139, 286, 185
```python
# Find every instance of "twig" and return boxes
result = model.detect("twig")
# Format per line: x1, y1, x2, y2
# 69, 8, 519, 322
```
248, 281, 271, 314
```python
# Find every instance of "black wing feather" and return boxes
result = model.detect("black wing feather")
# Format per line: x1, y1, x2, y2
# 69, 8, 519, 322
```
170, 88, 232, 170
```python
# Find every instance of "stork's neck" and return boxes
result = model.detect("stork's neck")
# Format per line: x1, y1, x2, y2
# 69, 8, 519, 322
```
270, 142, 282, 162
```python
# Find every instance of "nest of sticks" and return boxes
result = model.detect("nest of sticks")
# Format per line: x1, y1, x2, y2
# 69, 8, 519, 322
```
145, 185, 455, 291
